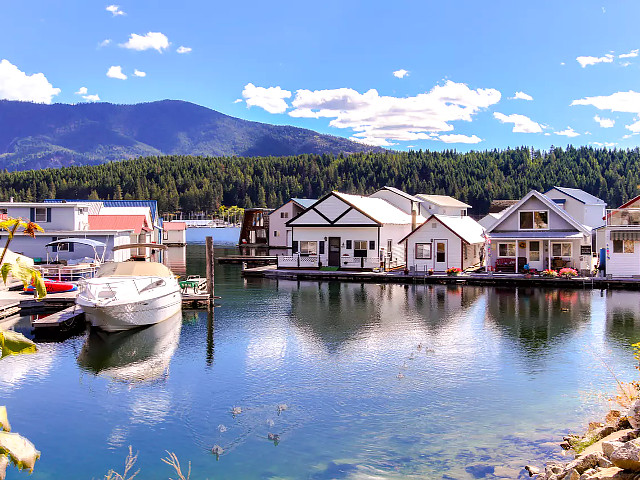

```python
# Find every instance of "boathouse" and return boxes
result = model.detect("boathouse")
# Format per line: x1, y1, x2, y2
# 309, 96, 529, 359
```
162, 221, 187, 246
485, 190, 593, 274
268, 198, 316, 249
400, 215, 485, 273
282, 191, 424, 270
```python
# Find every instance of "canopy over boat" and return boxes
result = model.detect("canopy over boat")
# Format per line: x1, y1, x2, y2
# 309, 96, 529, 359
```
45, 238, 107, 248
96, 261, 174, 278
112, 243, 168, 251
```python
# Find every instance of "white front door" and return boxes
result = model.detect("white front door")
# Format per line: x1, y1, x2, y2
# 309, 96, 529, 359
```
434, 240, 448, 271
527, 241, 543, 271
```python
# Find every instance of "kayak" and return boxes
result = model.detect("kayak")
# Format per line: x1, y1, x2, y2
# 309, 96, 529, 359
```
25, 279, 78, 293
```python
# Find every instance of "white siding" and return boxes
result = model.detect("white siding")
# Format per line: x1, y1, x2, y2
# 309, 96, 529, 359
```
492, 196, 575, 232
291, 226, 379, 266
269, 201, 297, 248
314, 195, 349, 220
370, 190, 413, 214
334, 209, 378, 225
290, 209, 327, 225
604, 229, 640, 277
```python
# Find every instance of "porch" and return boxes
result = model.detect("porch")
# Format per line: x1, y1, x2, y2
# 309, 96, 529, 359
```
276, 254, 381, 270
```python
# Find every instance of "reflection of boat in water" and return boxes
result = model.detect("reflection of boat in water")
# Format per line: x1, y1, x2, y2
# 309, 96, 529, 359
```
77, 311, 182, 383
76, 261, 182, 332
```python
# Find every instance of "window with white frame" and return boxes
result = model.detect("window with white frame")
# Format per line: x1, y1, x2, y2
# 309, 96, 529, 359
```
300, 241, 317, 255
519, 210, 549, 230
280, 212, 289, 219
613, 239, 635, 254
354, 240, 367, 258
498, 242, 516, 257
552, 242, 572, 257
35, 207, 47, 222
415, 243, 432, 259
273, 230, 280, 237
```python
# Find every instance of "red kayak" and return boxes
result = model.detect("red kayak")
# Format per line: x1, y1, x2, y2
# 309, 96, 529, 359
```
25, 279, 78, 293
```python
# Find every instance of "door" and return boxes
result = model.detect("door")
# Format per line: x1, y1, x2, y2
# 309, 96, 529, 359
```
527, 241, 543, 271
434, 240, 447, 271
328, 237, 341, 267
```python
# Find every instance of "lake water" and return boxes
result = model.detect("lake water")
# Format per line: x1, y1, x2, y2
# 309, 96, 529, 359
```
2, 245, 640, 479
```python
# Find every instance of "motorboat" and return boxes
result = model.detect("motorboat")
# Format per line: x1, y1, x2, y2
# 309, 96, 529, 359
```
77, 310, 182, 383
76, 261, 182, 332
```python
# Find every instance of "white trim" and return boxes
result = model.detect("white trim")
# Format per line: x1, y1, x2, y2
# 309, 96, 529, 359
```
518, 209, 549, 231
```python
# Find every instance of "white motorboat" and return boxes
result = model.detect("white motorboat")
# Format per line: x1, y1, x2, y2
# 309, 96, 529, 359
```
76, 261, 182, 332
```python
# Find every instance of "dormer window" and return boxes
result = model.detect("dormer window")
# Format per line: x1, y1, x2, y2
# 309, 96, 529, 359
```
519, 210, 548, 230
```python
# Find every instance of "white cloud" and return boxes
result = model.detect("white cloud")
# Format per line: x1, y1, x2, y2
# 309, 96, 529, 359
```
176, 46, 192, 54
619, 49, 638, 58
591, 141, 617, 147
393, 69, 409, 79
75, 87, 88, 95
233, 98, 243, 104
602, 6, 606, 13
511, 91, 533, 101
594, 115, 614, 128
576, 53, 614, 68
544, 132, 551, 136
285, 80, 500, 146
625, 119, 640, 133
133, 69, 146, 77
493, 112, 543, 133
621, 61, 632, 67
106, 5, 125, 16
623, 134, 635, 139
571, 90, 640, 113
0, 59, 60, 103
438, 134, 482, 144
74, 86, 100, 102
560, 62, 566, 66
555, 126, 580, 137
120, 32, 169, 52
106, 65, 127, 80
99, 39, 112, 47
242, 83, 291, 114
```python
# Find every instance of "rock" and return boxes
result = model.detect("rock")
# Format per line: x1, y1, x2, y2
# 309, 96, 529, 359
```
626, 400, 640, 429
525, 465, 541, 476
602, 441, 625, 458
590, 423, 605, 432
610, 439, 640, 471
605, 410, 621, 426
580, 468, 597, 479
580, 466, 640, 479
561, 442, 572, 450
615, 417, 632, 431
564, 453, 608, 475
598, 456, 613, 468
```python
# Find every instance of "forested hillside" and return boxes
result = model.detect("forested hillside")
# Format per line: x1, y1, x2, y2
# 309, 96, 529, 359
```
0, 146, 637, 215
0, 99, 381, 170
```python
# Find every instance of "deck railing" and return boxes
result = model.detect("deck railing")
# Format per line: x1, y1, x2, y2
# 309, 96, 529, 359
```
606, 208, 640, 226
36, 264, 99, 281
339, 256, 380, 269
277, 255, 319, 268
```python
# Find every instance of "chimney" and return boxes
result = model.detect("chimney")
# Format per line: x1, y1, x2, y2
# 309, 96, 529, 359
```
9, 197, 13, 203
411, 205, 417, 231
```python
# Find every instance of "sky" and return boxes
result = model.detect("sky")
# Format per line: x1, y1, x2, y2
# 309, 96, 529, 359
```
2, 0, 640, 151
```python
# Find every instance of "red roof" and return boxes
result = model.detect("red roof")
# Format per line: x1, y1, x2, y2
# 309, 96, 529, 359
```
163, 221, 187, 231
88, 215, 151, 234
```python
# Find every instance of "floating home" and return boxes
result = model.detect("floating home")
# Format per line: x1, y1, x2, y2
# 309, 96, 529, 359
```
269, 198, 316, 249
598, 195, 640, 277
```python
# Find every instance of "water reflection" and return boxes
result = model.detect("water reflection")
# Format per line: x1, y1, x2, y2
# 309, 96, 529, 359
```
77, 312, 182, 384
606, 290, 640, 347
164, 245, 187, 275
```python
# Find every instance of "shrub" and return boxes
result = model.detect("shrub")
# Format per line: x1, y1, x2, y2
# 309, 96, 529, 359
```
542, 269, 558, 278
446, 267, 462, 276
559, 267, 578, 278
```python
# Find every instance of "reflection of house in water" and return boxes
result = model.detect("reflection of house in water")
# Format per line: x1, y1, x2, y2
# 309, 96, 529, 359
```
486, 287, 591, 353
163, 245, 187, 275
605, 291, 640, 346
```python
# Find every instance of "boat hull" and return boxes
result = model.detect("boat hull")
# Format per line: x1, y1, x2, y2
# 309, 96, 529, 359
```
80, 290, 182, 332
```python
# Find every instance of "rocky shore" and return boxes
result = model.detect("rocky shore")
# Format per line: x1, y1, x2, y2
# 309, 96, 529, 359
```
530, 400, 640, 479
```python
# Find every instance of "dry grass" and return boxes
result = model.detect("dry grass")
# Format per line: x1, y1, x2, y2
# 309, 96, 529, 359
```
104, 446, 139, 480
161, 451, 191, 480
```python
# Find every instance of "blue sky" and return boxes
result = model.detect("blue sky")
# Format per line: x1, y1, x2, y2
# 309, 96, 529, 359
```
2, 0, 640, 151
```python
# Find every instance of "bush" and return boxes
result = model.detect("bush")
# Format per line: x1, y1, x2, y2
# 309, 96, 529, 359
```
446, 267, 462, 276
559, 267, 578, 278
542, 269, 558, 278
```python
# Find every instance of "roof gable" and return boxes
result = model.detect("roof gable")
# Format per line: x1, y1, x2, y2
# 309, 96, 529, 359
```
400, 214, 485, 244
486, 190, 590, 234
416, 194, 472, 209
546, 186, 605, 205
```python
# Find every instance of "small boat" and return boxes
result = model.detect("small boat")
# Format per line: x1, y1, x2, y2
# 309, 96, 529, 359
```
25, 278, 78, 294
76, 262, 182, 332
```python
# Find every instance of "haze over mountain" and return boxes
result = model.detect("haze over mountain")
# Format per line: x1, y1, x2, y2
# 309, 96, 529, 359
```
0, 99, 382, 171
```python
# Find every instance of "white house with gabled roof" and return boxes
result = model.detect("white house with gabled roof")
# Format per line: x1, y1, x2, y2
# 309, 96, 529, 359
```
544, 186, 606, 229
370, 186, 422, 215
283, 191, 425, 270
269, 198, 316, 248
400, 214, 485, 272
485, 190, 593, 274
415, 194, 471, 217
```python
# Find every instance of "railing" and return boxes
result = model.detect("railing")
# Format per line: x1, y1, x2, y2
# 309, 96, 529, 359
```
606, 208, 640, 226
277, 255, 319, 268
339, 256, 380, 269
36, 264, 99, 281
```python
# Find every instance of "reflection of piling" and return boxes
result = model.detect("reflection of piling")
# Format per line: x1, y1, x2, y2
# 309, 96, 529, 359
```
206, 236, 214, 305
206, 307, 214, 366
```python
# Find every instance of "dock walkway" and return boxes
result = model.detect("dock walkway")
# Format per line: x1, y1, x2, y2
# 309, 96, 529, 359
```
242, 265, 640, 290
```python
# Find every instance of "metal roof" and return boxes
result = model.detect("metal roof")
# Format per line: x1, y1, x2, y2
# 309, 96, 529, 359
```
163, 221, 186, 231
416, 194, 472, 209
401, 214, 485, 244
334, 192, 425, 225
46, 199, 160, 223
291, 198, 317, 209
547, 187, 605, 205
376, 186, 422, 203
88, 215, 151, 234
488, 231, 584, 239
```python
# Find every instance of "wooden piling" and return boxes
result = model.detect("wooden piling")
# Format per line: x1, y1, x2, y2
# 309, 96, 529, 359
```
205, 236, 214, 303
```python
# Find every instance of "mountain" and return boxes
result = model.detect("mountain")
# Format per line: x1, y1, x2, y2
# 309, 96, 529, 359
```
0, 99, 382, 170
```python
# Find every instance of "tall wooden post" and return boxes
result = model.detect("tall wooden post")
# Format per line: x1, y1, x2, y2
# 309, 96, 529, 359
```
205, 236, 214, 303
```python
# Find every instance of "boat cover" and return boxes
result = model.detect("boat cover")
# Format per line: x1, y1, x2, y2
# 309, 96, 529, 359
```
97, 262, 174, 278
45, 238, 107, 248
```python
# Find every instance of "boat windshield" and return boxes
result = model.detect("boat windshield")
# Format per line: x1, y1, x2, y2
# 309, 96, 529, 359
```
96, 262, 174, 278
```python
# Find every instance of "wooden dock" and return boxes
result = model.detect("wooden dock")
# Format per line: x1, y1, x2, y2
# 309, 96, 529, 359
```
31, 305, 85, 329
217, 255, 277, 265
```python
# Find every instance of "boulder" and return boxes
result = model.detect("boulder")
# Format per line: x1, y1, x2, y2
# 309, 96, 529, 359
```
602, 441, 625, 459
525, 465, 541, 476
610, 439, 640, 471
605, 410, 622, 426
562, 469, 580, 480
625, 400, 640, 429
580, 466, 640, 479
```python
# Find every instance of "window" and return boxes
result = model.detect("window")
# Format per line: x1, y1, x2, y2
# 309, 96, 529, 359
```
280, 212, 289, 219
346, 240, 352, 249
498, 242, 516, 257
415, 243, 432, 259
354, 240, 367, 258
387, 239, 392, 258
436, 242, 446, 262
519, 210, 549, 230
369, 240, 375, 250
300, 241, 317, 255
319, 241, 325, 254
552, 242, 572, 257
0, 208, 7, 215
464, 245, 468, 260
35, 207, 47, 222
292, 241, 299, 253
163, 231, 169, 241
273, 230, 280, 237
613, 239, 635, 254
529, 241, 540, 261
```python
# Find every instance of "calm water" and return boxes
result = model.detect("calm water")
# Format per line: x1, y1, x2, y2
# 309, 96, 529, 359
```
2, 246, 640, 479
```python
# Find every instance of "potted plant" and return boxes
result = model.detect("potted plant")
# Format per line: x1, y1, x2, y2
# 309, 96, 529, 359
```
446, 267, 462, 276
427, 268, 434, 276
541, 269, 558, 278
558, 267, 578, 279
